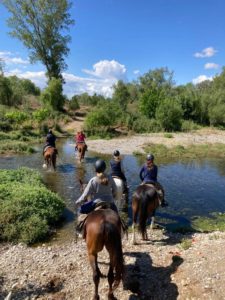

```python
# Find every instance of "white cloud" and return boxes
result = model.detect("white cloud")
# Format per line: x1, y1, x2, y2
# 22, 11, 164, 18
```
0, 51, 29, 65
5, 69, 47, 88
194, 47, 217, 58
82, 60, 126, 80
133, 69, 140, 75
204, 62, 219, 70
192, 75, 213, 84
4, 57, 127, 98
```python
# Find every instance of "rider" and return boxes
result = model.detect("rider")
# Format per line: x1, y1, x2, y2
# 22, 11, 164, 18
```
139, 153, 168, 207
43, 129, 57, 155
75, 130, 87, 151
75, 159, 118, 214
110, 150, 128, 193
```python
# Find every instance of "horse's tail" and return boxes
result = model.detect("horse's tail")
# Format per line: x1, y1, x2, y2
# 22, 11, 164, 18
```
138, 192, 149, 237
104, 221, 124, 290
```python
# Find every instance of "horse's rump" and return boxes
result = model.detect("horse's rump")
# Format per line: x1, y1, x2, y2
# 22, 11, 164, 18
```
84, 208, 124, 295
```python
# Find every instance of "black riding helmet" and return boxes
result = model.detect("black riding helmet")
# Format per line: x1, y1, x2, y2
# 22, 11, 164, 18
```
95, 159, 106, 173
146, 153, 154, 161
113, 150, 120, 157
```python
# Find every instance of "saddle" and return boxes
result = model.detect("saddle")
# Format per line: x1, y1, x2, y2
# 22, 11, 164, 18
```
75, 201, 128, 238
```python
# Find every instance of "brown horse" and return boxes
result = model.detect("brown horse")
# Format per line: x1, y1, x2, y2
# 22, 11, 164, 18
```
83, 208, 124, 300
43, 147, 57, 170
131, 183, 164, 244
76, 142, 87, 162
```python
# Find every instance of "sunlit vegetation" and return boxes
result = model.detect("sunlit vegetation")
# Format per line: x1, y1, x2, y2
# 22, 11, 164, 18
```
0, 168, 65, 244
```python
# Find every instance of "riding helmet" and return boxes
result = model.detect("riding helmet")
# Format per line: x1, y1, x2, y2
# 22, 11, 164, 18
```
95, 159, 106, 173
146, 153, 154, 161
113, 150, 120, 157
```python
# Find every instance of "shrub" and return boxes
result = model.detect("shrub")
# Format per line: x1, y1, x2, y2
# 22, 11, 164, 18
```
156, 98, 183, 131
5, 111, 28, 123
0, 168, 65, 244
32, 108, 50, 122
40, 78, 65, 110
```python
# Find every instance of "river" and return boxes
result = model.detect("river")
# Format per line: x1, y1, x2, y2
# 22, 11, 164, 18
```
1, 137, 225, 243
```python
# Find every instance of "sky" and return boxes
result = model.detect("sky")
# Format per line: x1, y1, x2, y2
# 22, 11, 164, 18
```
0, 0, 225, 98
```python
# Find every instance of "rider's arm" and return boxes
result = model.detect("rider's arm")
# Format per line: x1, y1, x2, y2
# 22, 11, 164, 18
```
139, 165, 145, 181
75, 178, 95, 205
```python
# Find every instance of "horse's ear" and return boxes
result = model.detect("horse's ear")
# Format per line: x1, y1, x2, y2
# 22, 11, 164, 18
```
79, 179, 83, 186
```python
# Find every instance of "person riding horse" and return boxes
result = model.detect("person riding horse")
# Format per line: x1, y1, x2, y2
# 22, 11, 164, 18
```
43, 129, 57, 155
139, 153, 168, 207
75, 131, 87, 151
110, 150, 128, 193
75, 159, 118, 214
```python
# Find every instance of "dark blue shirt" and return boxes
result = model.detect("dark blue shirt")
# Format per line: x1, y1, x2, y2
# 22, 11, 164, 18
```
110, 159, 126, 181
139, 164, 158, 183
46, 133, 56, 147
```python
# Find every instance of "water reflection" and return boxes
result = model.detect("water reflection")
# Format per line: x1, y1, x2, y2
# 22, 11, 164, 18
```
1, 137, 225, 243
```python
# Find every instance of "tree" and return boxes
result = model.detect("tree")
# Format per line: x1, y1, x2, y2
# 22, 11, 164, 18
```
40, 78, 65, 110
112, 80, 130, 110
156, 98, 183, 131
2, 0, 74, 81
0, 75, 13, 105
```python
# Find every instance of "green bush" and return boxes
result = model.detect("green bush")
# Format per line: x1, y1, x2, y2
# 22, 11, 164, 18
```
132, 117, 161, 133
0, 168, 65, 244
156, 98, 183, 131
181, 120, 201, 132
5, 111, 28, 123
209, 104, 225, 127
40, 78, 65, 110
32, 108, 50, 122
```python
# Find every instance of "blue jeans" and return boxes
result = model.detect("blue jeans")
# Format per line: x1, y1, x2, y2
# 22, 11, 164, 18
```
80, 200, 118, 214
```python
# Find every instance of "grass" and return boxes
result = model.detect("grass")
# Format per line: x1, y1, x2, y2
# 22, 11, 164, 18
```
142, 143, 225, 160
179, 238, 192, 250
192, 213, 225, 232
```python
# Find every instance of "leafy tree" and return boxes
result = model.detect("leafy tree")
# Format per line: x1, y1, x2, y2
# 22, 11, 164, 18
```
2, 0, 74, 81
156, 98, 183, 131
209, 104, 225, 127
0, 75, 13, 105
68, 95, 80, 110
112, 80, 130, 110
40, 77, 65, 110
21, 79, 40, 95
139, 87, 161, 118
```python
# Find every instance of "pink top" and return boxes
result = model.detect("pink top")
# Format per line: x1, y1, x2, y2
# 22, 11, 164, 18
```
76, 132, 86, 143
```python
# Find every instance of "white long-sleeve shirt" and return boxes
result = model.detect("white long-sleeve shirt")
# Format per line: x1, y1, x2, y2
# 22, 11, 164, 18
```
75, 174, 117, 206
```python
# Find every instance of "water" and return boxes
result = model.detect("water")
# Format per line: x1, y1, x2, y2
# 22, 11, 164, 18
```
1, 137, 225, 242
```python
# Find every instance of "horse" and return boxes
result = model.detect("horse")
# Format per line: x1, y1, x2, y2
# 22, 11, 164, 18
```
112, 177, 128, 211
83, 208, 124, 300
76, 142, 87, 162
43, 147, 57, 170
131, 183, 164, 245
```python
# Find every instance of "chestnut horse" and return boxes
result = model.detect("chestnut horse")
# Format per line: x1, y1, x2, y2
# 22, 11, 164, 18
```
43, 147, 57, 170
83, 208, 124, 300
77, 142, 87, 162
131, 183, 164, 244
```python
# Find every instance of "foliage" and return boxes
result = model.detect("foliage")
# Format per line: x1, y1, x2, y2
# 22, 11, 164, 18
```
0, 75, 13, 105
112, 80, 130, 110
84, 101, 121, 135
156, 98, 183, 131
0, 168, 65, 244
40, 78, 65, 110
208, 104, 225, 127
179, 238, 192, 250
32, 108, 50, 122
5, 111, 28, 123
2, 0, 74, 81
68, 95, 80, 110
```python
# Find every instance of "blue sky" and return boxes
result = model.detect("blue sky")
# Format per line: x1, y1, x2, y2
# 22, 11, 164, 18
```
0, 0, 224, 97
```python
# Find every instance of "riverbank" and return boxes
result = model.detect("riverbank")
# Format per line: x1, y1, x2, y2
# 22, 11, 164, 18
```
87, 127, 225, 155
1, 230, 225, 299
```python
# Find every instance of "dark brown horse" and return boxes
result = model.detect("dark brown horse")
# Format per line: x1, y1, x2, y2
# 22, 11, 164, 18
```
131, 183, 164, 244
77, 142, 87, 162
43, 147, 57, 170
83, 208, 124, 300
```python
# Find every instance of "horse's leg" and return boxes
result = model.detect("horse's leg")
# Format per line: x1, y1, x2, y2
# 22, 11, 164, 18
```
89, 253, 100, 300
107, 263, 115, 300
150, 209, 156, 231
52, 154, 56, 170
132, 200, 138, 245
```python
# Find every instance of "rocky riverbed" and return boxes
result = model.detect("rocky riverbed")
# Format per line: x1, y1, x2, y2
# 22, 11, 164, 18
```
1, 229, 225, 300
